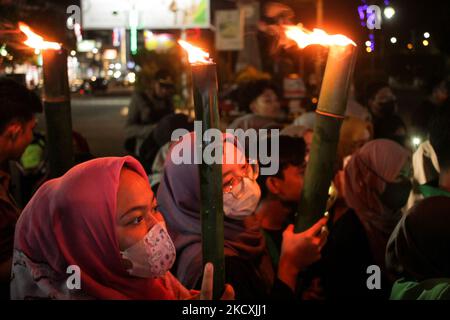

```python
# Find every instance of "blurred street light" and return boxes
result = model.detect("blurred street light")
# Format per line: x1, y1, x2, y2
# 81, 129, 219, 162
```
384, 6, 395, 19
365, 40, 372, 47
424, 32, 430, 39
0, 46, 7, 57
407, 43, 413, 50
390, 37, 397, 44
126, 72, 136, 84
113, 71, 121, 79
423, 40, 429, 46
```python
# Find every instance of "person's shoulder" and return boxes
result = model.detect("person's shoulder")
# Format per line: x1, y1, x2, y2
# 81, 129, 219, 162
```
346, 100, 371, 120
331, 208, 367, 240
391, 278, 450, 300
334, 207, 358, 224
293, 112, 316, 128
229, 113, 254, 129
235, 113, 258, 122
130, 90, 148, 103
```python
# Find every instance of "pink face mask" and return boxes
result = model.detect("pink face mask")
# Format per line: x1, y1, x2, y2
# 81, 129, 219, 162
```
120, 222, 176, 278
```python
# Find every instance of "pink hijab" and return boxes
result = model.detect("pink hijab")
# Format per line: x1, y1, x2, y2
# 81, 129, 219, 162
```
11, 156, 186, 300
344, 139, 410, 270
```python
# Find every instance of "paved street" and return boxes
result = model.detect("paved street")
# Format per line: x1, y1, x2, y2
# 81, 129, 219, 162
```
37, 95, 131, 157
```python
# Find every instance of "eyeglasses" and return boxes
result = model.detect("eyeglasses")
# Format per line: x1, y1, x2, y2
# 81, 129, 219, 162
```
223, 162, 259, 199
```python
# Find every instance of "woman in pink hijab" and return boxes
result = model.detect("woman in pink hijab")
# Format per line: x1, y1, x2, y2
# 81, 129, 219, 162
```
10, 156, 232, 300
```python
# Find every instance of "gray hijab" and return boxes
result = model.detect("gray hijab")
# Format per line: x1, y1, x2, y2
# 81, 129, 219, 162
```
157, 132, 271, 288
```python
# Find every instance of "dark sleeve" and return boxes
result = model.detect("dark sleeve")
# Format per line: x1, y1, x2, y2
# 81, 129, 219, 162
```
318, 210, 384, 300
0, 204, 17, 263
125, 93, 156, 139
223, 256, 268, 300
224, 256, 295, 300
126, 93, 142, 126
269, 278, 296, 300
411, 101, 434, 135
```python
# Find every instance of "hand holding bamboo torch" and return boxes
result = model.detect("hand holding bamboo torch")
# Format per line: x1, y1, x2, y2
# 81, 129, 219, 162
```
19, 23, 74, 178
178, 40, 225, 300
284, 26, 357, 232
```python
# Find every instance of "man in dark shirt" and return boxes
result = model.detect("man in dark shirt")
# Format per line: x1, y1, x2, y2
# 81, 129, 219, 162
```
412, 77, 448, 139
125, 69, 175, 155
364, 81, 408, 146
256, 136, 307, 269
0, 78, 42, 299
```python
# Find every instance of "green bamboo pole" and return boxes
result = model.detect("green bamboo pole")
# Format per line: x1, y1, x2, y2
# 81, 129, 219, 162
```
191, 63, 225, 300
42, 48, 74, 178
295, 44, 357, 232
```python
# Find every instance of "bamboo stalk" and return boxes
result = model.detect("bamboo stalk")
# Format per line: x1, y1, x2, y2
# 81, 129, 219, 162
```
295, 44, 357, 232
191, 63, 225, 299
42, 48, 74, 178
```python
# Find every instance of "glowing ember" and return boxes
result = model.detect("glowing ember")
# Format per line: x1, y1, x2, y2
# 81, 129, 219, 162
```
284, 25, 356, 49
178, 40, 212, 65
18, 22, 61, 50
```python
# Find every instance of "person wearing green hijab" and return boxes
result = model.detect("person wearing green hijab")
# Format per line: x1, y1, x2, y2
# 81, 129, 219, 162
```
386, 196, 450, 300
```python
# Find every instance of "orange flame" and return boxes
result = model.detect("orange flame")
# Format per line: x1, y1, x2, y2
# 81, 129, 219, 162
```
19, 22, 61, 50
284, 25, 356, 49
178, 40, 212, 65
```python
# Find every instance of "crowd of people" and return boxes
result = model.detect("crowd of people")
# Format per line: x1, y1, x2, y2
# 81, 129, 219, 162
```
0, 67, 449, 300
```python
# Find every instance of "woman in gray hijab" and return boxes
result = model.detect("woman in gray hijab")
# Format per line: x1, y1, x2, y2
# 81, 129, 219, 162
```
157, 132, 327, 299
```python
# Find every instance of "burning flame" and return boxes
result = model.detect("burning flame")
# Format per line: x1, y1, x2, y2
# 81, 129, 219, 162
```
284, 25, 356, 49
178, 40, 212, 64
19, 22, 61, 50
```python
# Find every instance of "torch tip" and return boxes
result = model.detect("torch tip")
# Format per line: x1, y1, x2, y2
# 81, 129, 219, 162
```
18, 21, 62, 50
178, 39, 213, 65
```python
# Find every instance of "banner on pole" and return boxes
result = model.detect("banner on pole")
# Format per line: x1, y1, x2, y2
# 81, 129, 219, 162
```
215, 9, 244, 51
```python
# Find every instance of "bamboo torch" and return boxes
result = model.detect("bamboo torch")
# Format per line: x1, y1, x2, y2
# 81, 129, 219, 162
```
284, 26, 357, 232
19, 23, 74, 178
178, 40, 225, 299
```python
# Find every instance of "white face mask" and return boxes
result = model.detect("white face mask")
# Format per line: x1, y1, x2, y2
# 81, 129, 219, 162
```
120, 222, 176, 278
223, 177, 261, 220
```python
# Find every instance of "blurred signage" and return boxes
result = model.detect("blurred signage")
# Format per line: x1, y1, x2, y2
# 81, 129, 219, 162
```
215, 10, 244, 51
112, 28, 121, 47
76, 40, 96, 52
103, 49, 118, 60
238, 1, 260, 28
284, 74, 306, 99
144, 31, 176, 51
81, 0, 210, 29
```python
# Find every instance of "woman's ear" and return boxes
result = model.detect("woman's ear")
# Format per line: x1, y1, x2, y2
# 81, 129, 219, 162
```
266, 176, 281, 195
